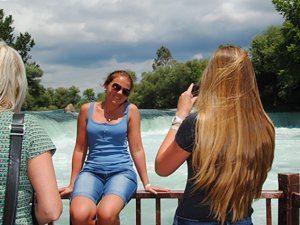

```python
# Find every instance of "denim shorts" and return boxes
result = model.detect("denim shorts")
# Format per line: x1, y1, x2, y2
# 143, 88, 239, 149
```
173, 215, 253, 225
71, 169, 137, 205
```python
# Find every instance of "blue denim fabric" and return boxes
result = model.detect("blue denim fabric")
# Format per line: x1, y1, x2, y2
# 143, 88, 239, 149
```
173, 215, 253, 225
71, 169, 137, 205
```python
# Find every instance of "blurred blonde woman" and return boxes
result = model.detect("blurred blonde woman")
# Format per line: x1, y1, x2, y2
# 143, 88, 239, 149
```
155, 46, 275, 225
0, 41, 62, 224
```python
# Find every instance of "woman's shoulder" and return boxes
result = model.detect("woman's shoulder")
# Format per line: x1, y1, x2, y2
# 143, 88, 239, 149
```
79, 102, 99, 120
128, 102, 138, 110
186, 111, 197, 121
79, 102, 93, 113
0, 111, 13, 121
0, 113, 43, 135
180, 112, 197, 128
23, 114, 46, 132
81, 102, 92, 109
127, 103, 140, 120
0, 112, 40, 124
128, 102, 139, 114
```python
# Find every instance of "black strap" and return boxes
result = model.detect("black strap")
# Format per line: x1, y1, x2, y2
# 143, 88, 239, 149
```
31, 192, 38, 225
3, 113, 25, 225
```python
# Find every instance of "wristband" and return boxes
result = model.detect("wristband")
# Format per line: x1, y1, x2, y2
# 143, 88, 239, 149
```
171, 125, 179, 131
144, 183, 151, 188
171, 116, 183, 125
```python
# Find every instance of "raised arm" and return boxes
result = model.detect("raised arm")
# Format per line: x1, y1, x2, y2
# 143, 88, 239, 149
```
155, 84, 197, 176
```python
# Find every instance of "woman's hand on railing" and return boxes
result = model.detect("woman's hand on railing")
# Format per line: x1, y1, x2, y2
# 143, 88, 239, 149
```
144, 184, 170, 195
58, 185, 73, 199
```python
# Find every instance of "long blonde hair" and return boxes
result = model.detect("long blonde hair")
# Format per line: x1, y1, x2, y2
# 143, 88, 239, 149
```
192, 46, 275, 223
0, 41, 27, 112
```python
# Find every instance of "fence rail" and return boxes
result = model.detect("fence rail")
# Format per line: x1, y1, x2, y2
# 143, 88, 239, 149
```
61, 173, 299, 225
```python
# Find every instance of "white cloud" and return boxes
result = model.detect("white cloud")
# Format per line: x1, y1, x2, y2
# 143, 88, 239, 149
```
1, 0, 284, 90
192, 54, 204, 60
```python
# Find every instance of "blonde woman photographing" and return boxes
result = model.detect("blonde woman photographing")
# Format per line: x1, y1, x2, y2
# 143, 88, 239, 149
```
155, 46, 275, 225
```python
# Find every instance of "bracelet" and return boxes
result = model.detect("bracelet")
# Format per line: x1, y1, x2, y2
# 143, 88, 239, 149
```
144, 183, 151, 188
171, 124, 180, 130
171, 116, 183, 125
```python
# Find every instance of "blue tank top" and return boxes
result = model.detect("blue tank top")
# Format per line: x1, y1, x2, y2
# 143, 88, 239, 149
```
83, 101, 134, 173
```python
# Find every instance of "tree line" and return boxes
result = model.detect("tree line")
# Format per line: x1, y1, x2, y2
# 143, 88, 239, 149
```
1, 0, 299, 111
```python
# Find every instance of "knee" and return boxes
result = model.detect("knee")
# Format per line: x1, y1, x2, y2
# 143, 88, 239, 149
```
96, 208, 119, 224
70, 203, 95, 224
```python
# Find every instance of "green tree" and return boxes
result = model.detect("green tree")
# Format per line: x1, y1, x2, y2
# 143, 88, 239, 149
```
26, 64, 44, 96
272, 0, 300, 25
52, 86, 81, 109
53, 88, 70, 109
68, 86, 81, 104
14, 32, 35, 64
0, 9, 35, 64
185, 58, 208, 83
152, 46, 174, 70
40, 88, 57, 110
0, 9, 45, 110
0, 9, 14, 44
131, 57, 207, 109
272, 0, 300, 109
249, 0, 300, 110
96, 92, 106, 101
250, 26, 283, 108
83, 88, 96, 101
22, 64, 47, 110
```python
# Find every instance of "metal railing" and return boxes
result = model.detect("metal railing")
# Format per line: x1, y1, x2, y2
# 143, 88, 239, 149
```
61, 173, 299, 225
132, 173, 299, 225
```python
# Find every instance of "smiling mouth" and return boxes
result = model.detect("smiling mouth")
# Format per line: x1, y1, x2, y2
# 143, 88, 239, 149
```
111, 94, 123, 101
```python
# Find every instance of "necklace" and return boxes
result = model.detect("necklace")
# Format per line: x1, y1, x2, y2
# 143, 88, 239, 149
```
104, 108, 117, 122
101, 101, 124, 122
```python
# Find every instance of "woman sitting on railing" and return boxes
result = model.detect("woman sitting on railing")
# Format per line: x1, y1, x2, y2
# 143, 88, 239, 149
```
59, 70, 169, 225
155, 46, 275, 225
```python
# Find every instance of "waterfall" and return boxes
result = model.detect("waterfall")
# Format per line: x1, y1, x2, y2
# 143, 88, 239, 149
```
28, 110, 300, 225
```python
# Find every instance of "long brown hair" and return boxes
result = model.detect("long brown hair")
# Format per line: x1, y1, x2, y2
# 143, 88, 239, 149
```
192, 46, 275, 223
103, 70, 134, 91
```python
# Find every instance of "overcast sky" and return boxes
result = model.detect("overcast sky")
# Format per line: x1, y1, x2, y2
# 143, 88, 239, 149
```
2, 0, 284, 93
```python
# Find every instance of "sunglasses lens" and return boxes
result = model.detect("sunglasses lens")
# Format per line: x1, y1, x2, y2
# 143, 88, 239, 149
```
112, 83, 130, 96
112, 83, 121, 91
122, 89, 130, 96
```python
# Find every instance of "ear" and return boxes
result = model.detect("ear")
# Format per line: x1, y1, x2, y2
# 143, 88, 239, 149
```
104, 84, 108, 92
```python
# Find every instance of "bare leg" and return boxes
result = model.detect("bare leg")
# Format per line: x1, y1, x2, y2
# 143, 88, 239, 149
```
96, 194, 125, 225
70, 196, 97, 225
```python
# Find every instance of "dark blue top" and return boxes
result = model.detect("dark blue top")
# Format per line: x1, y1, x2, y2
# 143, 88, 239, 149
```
175, 112, 253, 222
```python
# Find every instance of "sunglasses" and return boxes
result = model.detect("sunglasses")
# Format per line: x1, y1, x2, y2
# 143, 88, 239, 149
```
111, 83, 131, 96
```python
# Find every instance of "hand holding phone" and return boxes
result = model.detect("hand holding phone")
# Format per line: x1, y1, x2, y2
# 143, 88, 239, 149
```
192, 84, 200, 97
